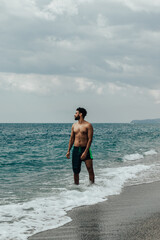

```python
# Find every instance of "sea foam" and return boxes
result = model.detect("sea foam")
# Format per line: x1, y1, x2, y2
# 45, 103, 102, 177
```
0, 164, 152, 240
123, 153, 144, 161
123, 149, 157, 161
144, 149, 157, 156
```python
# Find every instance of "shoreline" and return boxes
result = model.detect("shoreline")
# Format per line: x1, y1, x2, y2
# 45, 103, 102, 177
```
28, 180, 160, 240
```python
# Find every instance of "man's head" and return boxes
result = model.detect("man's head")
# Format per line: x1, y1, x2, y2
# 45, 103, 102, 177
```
74, 107, 87, 120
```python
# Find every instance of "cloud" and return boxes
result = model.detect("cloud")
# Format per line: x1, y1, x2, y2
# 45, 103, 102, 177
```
75, 78, 104, 95
149, 89, 160, 104
108, 82, 124, 94
0, 0, 92, 21
75, 78, 94, 91
75, 77, 147, 97
105, 57, 153, 75
0, 72, 61, 95
97, 14, 109, 28
1, 0, 160, 122
0, 72, 106, 96
0, 0, 40, 19
1, 0, 160, 91
43, 0, 79, 19
0, 72, 136, 97
115, 0, 160, 13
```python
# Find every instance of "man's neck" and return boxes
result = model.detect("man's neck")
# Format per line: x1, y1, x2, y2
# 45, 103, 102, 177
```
78, 118, 85, 124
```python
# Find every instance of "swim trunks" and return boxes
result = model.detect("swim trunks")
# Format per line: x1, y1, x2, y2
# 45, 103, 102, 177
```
72, 146, 93, 174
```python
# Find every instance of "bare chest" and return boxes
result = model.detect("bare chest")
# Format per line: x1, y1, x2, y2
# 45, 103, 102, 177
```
74, 126, 88, 135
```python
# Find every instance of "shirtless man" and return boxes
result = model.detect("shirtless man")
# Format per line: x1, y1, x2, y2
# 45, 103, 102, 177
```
66, 107, 95, 185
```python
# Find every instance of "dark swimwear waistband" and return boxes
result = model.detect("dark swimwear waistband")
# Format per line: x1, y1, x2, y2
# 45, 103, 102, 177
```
74, 146, 86, 152
74, 146, 86, 149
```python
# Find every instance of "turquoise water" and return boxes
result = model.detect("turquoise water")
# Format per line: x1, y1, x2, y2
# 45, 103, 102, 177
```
0, 123, 72, 203
0, 123, 160, 240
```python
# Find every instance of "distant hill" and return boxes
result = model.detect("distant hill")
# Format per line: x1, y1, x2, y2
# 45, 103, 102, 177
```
130, 118, 160, 124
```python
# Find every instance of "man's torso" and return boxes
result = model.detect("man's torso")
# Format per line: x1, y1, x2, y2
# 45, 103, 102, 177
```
73, 121, 90, 147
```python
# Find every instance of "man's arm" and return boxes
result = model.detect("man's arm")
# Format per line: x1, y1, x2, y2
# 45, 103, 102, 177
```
66, 124, 75, 159
81, 123, 93, 160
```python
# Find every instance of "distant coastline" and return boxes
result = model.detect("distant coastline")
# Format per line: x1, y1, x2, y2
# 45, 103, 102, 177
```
130, 118, 160, 124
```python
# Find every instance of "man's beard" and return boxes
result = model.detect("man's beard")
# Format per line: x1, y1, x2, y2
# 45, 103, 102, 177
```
75, 116, 80, 120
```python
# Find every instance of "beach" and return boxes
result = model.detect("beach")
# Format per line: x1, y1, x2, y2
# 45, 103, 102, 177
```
28, 180, 160, 240
1, 123, 160, 240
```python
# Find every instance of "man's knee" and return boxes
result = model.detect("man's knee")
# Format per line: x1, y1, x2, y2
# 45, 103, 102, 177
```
74, 173, 79, 178
73, 168, 81, 174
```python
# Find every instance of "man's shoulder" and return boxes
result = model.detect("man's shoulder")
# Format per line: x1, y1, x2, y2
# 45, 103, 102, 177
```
72, 122, 77, 128
84, 121, 93, 128
72, 121, 93, 128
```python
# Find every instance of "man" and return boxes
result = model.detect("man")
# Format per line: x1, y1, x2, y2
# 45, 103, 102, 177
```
66, 107, 95, 185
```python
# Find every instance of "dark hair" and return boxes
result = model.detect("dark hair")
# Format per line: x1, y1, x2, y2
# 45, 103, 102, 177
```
76, 107, 87, 118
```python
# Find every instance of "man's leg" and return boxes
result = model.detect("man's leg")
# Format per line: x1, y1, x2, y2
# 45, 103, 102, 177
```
72, 147, 81, 185
74, 173, 79, 185
85, 159, 95, 184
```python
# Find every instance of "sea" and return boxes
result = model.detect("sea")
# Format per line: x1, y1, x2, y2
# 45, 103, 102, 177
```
1, 123, 160, 240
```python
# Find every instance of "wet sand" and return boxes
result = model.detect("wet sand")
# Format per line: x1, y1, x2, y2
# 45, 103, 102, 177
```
28, 181, 160, 240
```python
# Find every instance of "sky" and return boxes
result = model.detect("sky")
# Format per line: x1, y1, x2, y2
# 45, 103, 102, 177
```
0, 0, 160, 123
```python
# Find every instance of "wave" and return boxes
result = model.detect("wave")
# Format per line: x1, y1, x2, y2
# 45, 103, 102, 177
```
0, 164, 152, 240
144, 149, 157, 156
123, 149, 157, 162
123, 153, 144, 161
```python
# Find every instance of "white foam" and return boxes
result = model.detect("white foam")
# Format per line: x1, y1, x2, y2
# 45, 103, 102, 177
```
123, 149, 158, 162
0, 164, 152, 240
123, 153, 144, 161
144, 149, 157, 156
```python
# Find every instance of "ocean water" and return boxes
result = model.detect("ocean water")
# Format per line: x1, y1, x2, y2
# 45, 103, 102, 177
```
0, 123, 160, 240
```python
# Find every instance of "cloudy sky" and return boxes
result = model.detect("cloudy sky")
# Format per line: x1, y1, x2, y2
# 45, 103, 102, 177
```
0, 0, 160, 123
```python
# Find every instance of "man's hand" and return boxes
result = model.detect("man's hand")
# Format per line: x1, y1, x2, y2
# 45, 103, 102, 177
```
81, 152, 87, 160
66, 151, 70, 159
